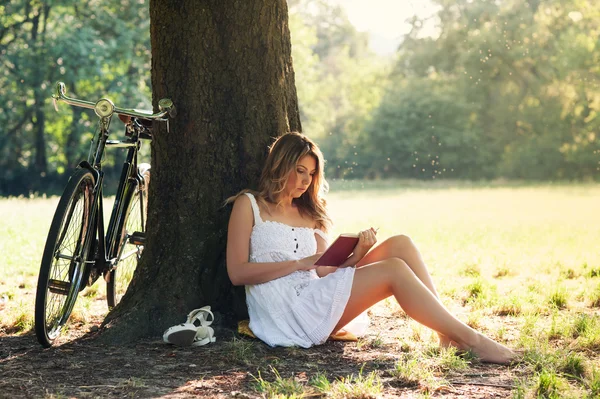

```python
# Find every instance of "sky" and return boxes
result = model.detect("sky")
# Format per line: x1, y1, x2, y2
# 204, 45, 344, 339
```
332, 0, 439, 55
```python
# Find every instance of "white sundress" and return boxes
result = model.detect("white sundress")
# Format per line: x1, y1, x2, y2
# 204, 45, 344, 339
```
244, 193, 356, 348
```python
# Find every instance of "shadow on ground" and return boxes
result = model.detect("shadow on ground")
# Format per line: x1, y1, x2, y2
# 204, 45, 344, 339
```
1, 328, 383, 398
1, 318, 522, 398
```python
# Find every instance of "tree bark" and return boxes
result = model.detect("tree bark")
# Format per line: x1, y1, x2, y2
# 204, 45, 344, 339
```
101, 0, 301, 343
31, 6, 49, 178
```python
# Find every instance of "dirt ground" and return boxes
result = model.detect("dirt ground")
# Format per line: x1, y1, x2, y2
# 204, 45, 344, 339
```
0, 301, 527, 399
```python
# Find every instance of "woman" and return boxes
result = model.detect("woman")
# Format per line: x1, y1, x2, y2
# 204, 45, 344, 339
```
226, 132, 515, 364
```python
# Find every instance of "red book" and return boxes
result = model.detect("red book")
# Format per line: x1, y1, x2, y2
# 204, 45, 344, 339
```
314, 233, 359, 266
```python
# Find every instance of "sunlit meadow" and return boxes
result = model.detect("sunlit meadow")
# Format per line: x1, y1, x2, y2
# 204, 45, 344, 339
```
2, 181, 600, 397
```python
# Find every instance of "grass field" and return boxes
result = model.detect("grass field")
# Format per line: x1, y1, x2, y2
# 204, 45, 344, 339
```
2, 181, 600, 398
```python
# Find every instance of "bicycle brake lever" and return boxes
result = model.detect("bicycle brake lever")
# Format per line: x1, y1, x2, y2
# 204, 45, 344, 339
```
158, 98, 176, 118
168, 106, 177, 118
52, 97, 59, 112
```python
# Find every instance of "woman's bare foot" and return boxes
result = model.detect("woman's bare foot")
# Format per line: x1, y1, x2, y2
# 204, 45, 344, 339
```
470, 333, 516, 364
438, 334, 462, 349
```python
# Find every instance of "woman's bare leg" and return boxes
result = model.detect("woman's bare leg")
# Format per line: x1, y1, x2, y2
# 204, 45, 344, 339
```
336, 258, 515, 364
356, 235, 453, 347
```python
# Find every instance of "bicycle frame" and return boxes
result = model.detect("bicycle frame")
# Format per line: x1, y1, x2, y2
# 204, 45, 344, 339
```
52, 81, 172, 285
86, 121, 144, 280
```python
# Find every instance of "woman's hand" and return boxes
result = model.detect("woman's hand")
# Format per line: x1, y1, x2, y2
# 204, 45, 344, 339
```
336, 227, 378, 268
296, 253, 323, 271
352, 227, 378, 260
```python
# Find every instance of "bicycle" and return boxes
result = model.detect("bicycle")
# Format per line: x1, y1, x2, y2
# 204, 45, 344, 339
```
34, 82, 175, 347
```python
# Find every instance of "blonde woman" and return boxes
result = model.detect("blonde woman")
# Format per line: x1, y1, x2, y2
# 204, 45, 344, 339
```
226, 132, 515, 364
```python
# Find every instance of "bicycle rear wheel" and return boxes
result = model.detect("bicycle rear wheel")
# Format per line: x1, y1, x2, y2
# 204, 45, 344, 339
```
35, 168, 95, 347
106, 164, 150, 308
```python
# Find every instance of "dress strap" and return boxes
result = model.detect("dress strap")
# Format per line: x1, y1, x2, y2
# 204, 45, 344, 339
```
244, 192, 263, 225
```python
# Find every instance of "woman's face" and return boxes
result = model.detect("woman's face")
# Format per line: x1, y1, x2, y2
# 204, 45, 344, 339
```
285, 155, 317, 199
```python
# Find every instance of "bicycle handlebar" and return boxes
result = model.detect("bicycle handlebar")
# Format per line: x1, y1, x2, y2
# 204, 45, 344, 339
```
52, 82, 175, 120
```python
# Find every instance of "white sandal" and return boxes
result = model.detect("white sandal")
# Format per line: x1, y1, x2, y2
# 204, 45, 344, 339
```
191, 325, 215, 346
187, 306, 216, 346
186, 306, 214, 326
163, 306, 216, 347
162, 323, 198, 346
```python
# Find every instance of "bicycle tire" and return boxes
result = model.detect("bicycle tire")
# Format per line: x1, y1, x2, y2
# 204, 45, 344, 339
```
106, 164, 150, 308
34, 168, 96, 347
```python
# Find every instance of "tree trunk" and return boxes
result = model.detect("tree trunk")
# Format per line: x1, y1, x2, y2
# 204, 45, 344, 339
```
66, 106, 84, 168
31, 6, 49, 180
101, 0, 301, 343
32, 102, 47, 176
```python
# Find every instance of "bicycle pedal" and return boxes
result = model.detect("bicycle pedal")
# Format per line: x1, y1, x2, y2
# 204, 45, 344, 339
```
128, 231, 146, 246
48, 279, 71, 295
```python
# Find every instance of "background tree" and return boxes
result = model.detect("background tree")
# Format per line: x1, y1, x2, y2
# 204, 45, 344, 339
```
0, 0, 150, 194
101, 0, 301, 341
2, 0, 598, 194
289, 0, 389, 179
366, 0, 600, 180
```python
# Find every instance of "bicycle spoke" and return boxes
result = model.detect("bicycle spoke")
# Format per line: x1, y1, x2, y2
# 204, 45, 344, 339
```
43, 182, 90, 335
116, 190, 142, 297
108, 170, 148, 308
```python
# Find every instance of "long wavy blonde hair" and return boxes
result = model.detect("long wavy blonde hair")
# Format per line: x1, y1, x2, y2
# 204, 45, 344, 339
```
228, 132, 332, 231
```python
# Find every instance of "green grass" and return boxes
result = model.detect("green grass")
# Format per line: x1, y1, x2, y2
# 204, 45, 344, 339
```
588, 369, 600, 398
535, 369, 566, 399
326, 367, 382, 398
223, 337, 258, 365
326, 182, 600, 396
588, 284, 600, 308
0, 196, 113, 332
251, 367, 305, 398
2, 182, 600, 396
251, 365, 383, 399
392, 354, 423, 387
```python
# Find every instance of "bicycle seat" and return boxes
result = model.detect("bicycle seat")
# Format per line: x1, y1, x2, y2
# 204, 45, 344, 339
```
118, 114, 153, 128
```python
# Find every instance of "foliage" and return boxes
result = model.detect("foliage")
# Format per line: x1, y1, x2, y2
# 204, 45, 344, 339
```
370, 0, 600, 180
289, 0, 389, 180
359, 78, 488, 179
0, 0, 151, 195
2, 0, 599, 195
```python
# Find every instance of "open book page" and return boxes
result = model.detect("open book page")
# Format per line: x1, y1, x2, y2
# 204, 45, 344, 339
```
314, 233, 359, 266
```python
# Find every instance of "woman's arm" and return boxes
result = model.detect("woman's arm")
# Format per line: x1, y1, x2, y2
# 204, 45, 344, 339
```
338, 228, 378, 267
226, 195, 319, 286
315, 228, 377, 273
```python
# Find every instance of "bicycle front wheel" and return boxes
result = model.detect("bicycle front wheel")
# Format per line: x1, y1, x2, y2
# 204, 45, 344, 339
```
35, 168, 95, 347
106, 164, 150, 308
